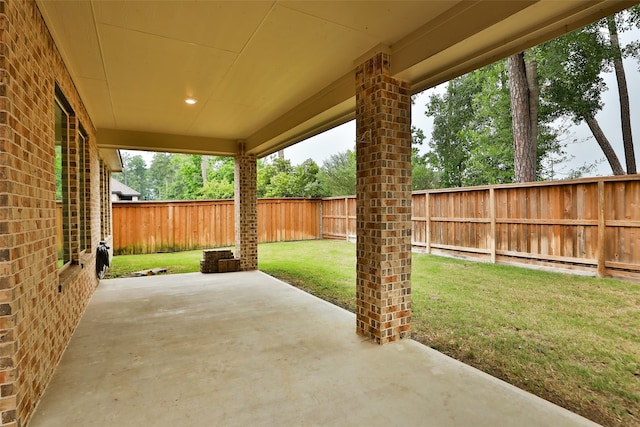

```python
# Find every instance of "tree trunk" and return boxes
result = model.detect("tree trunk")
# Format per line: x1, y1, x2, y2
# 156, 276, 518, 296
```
585, 115, 625, 175
508, 52, 536, 182
525, 57, 538, 160
607, 16, 636, 174
201, 155, 208, 183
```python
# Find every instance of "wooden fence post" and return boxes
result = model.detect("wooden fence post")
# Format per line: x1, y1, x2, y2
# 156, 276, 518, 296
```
597, 180, 606, 277
319, 199, 323, 239
490, 187, 496, 264
426, 192, 431, 253
168, 204, 174, 249
344, 197, 349, 241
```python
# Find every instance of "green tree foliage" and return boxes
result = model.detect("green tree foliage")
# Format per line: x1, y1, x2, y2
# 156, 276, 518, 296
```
147, 154, 236, 200
121, 152, 326, 200
118, 137, 438, 201
425, 74, 479, 187
201, 156, 235, 200
113, 152, 150, 199
293, 159, 324, 197
257, 157, 294, 198
319, 149, 356, 196
425, 57, 564, 187
624, 6, 640, 61
258, 157, 323, 197
318, 133, 439, 195
425, 7, 639, 183
428, 62, 518, 186
411, 127, 440, 190
537, 26, 610, 123
163, 154, 204, 200
147, 153, 176, 200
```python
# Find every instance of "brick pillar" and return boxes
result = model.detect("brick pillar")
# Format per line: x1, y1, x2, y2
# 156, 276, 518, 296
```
234, 143, 258, 271
355, 52, 412, 344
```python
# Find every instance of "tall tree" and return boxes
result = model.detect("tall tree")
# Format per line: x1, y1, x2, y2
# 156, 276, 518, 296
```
526, 57, 540, 158
318, 138, 439, 195
201, 155, 209, 183
148, 153, 177, 200
607, 15, 636, 174
426, 60, 562, 187
426, 76, 480, 187
508, 52, 537, 182
464, 60, 522, 185
537, 10, 638, 175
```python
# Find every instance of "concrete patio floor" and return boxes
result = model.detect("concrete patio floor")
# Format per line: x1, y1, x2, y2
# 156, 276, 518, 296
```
30, 271, 599, 427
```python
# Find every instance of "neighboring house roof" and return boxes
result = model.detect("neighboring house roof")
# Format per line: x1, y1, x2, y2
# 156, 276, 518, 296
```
111, 178, 141, 198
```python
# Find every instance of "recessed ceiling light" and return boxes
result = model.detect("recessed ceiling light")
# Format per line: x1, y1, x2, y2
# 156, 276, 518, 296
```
185, 98, 197, 105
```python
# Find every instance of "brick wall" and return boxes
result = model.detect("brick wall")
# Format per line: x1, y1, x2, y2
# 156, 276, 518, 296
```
234, 143, 258, 271
0, 1, 108, 425
355, 52, 412, 344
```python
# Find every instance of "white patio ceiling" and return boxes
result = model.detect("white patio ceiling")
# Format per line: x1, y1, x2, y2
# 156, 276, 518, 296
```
36, 1, 635, 158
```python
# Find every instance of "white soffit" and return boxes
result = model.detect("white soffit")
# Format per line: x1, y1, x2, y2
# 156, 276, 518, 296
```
36, 0, 637, 158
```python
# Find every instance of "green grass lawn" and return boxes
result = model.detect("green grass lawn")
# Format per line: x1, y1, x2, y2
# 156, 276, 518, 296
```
110, 240, 640, 427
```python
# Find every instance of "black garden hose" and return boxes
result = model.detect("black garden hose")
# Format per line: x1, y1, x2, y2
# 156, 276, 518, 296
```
96, 241, 110, 279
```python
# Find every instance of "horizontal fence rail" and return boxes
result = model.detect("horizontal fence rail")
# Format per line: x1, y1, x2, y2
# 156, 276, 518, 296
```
55, 175, 637, 279
322, 176, 640, 281
111, 198, 321, 255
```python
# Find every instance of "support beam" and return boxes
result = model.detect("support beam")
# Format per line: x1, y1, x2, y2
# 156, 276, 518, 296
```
355, 52, 412, 344
234, 143, 258, 271
97, 129, 237, 157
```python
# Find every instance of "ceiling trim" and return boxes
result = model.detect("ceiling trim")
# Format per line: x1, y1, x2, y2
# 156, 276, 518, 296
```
97, 129, 238, 157
99, 148, 123, 172
400, 0, 639, 93
252, 100, 356, 158
391, 0, 536, 75
245, 71, 355, 156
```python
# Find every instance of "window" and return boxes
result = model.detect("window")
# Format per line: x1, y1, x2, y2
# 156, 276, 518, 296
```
55, 99, 71, 266
55, 86, 87, 269
78, 127, 90, 252
100, 160, 110, 240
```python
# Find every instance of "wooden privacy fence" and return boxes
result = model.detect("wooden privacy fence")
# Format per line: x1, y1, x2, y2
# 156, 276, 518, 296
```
100, 176, 639, 279
322, 175, 640, 280
112, 198, 321, 255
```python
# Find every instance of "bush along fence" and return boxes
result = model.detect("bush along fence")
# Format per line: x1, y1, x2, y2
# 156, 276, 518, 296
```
323, 175, 640, 280
84, 175, 639, 279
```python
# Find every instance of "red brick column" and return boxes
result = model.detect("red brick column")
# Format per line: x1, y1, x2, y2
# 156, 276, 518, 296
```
234, 143, 258, 271
355, 52, 412, 344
